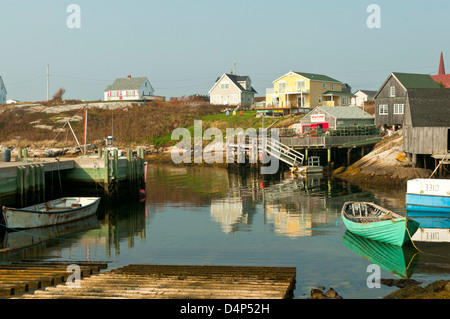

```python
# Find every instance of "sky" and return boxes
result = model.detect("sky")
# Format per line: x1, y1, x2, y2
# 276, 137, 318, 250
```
0, 0, 449, 102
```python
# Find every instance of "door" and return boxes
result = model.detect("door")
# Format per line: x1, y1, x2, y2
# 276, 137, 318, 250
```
448, 129, 450, 152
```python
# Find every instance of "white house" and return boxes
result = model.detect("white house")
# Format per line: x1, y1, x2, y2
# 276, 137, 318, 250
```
351, 90, 377, 107
209, 73, 257, 106
0, 76, 7, 104
104, 75, 156, 101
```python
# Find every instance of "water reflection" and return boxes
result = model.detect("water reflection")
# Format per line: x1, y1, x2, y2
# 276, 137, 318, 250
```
0, 164, 447, 299
342, 230, 420, 279
1, 215, 100, 252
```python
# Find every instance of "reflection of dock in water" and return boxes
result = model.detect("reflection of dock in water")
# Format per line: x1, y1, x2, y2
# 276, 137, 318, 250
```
211, 171, 370, 237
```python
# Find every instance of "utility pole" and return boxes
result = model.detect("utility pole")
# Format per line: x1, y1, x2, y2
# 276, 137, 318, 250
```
47, 64, 49, 101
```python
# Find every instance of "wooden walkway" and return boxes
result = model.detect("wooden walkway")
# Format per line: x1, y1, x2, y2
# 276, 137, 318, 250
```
0, 261, 108, 297
11, 264, 296, 299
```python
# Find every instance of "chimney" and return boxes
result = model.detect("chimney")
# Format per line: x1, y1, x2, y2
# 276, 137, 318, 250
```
127, 75, 131, 79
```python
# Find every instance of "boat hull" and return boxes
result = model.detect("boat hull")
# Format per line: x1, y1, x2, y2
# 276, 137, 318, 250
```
2, 197, 100, 229
342, 215, 420, 246
406, 179, 450, 214
405, 194, 450, 214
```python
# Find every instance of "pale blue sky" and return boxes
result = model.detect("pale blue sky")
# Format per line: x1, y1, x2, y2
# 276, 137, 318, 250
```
1, 0, 449, 101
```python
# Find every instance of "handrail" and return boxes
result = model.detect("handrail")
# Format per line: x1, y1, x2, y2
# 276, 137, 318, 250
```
228, 137, 305, 167
263, 138, 304, 166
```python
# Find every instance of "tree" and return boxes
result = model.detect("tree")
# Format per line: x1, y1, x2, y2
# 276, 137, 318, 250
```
52, 88, 66, 102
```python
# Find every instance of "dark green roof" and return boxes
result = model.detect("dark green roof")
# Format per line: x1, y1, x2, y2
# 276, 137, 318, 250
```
393, 72, 440, 89
293, 71, 341, 83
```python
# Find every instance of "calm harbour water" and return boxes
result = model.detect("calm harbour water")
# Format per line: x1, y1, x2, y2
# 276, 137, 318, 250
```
1, 164, 449, 299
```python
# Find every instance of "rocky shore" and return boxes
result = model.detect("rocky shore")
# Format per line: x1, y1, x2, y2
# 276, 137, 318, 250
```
333, 131, 431, 189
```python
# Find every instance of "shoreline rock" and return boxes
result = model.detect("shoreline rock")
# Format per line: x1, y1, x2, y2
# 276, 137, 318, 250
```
384, 280, 450, 299
332, 131, 432, 189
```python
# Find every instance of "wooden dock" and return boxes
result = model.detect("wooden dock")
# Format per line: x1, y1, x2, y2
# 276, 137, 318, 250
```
0, 261, 108, 297
11, 264, 296, 299
0, 148, 146, 207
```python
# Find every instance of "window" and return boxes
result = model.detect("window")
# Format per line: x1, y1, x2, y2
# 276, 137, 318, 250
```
318, 95, 322, 104
390, 86, 396, 97
278, 82, 286, 93
221, 82, 229, 90
331, 83, 334, 90
297, 80, 306, 91
323, 82, 326, 89
379, 104, 388, 115
394, 104, 404, 114
342, 97, 348, 105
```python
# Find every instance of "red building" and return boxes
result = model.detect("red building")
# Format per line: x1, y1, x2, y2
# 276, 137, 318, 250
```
431, 52, 450, 88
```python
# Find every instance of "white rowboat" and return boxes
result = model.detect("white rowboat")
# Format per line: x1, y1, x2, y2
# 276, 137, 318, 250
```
2, 197, 101, 229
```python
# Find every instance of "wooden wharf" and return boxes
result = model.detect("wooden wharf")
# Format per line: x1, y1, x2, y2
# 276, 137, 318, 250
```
12, 264, 296, 299
227, 134, 381, 169
0, 261, 108, 297
0, 148, 146, 207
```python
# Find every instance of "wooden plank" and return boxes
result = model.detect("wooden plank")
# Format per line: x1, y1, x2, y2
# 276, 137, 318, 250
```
17, 264, 296, 299
0, 262, 108, 298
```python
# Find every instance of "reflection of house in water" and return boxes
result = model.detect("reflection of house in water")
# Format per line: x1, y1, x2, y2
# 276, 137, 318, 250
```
210, 198, 257, 233
211, 169, 377, 237
263, 178, 328, 237
265, 205, 313, 237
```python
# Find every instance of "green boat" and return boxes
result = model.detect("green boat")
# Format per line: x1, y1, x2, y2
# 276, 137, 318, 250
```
341, 202, 420, 247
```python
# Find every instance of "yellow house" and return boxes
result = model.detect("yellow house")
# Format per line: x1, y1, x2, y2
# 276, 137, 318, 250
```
263, 71, 354, 114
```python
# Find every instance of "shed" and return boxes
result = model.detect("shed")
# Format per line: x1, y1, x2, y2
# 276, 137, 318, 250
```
403, 88, 450, 157
299, 106, 374, 133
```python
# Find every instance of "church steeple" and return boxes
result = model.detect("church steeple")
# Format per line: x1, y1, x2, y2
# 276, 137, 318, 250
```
438, 52, 445, 75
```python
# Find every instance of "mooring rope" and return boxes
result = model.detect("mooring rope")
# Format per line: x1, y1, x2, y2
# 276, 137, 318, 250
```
405, 226, 423, 252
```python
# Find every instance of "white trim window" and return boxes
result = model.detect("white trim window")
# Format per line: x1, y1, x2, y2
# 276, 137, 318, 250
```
394, 104, 404, 114
323, 82, 326, 89
342, 97, 348, 105
379, 104, 388, 115
318, 95, 322, 104
221, 82, 229, 90
390, 86, 396, 97
296, 80, 306, 91
278, 81, 286, 93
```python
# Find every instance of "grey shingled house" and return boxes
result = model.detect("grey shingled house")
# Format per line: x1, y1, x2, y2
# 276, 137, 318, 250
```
403, 88, 450, 168
374, 72, 440, 129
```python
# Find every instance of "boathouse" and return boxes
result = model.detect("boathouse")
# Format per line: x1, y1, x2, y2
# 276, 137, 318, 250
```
374, 72, 440, 130
403, 88, 450, 170
298, 106, 374, 134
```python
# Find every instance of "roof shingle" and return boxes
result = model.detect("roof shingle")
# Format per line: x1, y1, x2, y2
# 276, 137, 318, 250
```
407, 88, 450, 127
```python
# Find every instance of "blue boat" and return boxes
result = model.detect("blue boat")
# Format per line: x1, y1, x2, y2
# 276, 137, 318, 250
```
404, 214, 450, 229
406, 179, 450, 214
